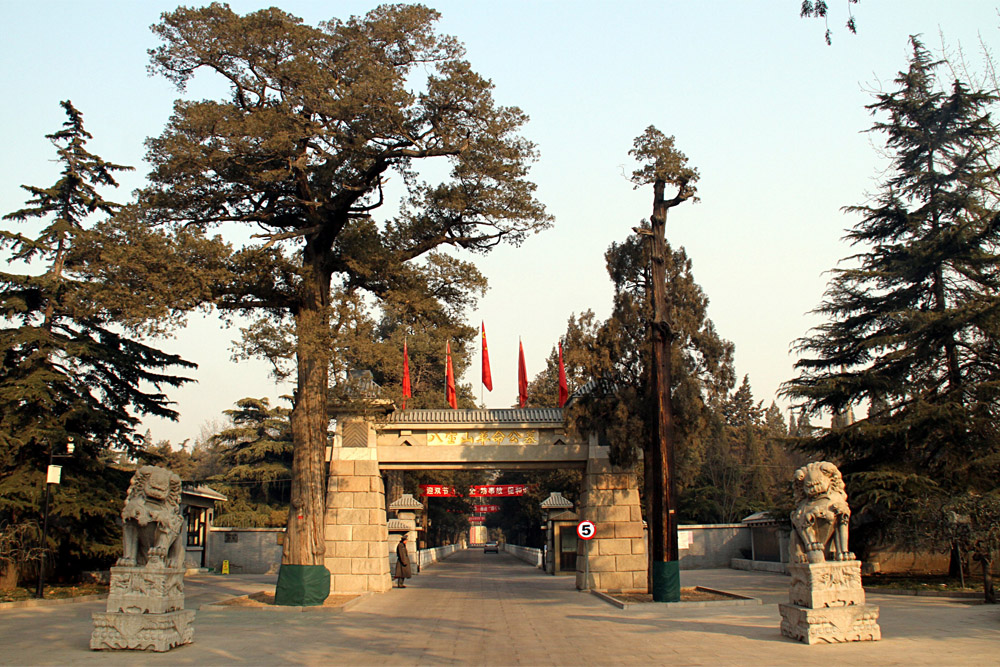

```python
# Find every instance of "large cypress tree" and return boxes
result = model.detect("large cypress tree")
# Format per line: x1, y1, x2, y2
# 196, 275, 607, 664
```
783, 38, 1000, 540
140, 4, 550, 600
0, 102, 195, 582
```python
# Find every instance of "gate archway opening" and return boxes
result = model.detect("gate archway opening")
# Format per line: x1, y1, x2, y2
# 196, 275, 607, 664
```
323, 408, 647, 595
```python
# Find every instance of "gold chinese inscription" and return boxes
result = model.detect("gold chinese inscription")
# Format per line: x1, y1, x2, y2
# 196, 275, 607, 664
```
427, 430, 539, 446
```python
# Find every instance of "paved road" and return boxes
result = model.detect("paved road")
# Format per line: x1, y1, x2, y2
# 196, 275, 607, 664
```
0, 549, 997, 665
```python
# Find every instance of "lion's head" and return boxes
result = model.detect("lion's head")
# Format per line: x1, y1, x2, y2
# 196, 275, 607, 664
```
123, 466, 182, 520
792, 461, 846, 505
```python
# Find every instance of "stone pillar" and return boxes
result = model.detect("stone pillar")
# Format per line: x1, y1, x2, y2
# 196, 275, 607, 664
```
324, 417, 392, 593
388, 493, 423, 567
576, 454, 646, 593
779, 561, 881, 644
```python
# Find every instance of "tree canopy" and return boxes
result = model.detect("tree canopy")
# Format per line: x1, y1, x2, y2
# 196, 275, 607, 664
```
140, 3, 552, 579
0, 102, 195, 583
783, 37, 1000, 554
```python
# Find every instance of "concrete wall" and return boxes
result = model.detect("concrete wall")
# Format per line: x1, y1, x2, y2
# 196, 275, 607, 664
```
866, 549, 952, 574
504, 543, 543, 568
207, 527, 284, 575
206, 523, 752, 575
417, 543, 462, 568
677, 524, 751, 570
389, 543, 463, 573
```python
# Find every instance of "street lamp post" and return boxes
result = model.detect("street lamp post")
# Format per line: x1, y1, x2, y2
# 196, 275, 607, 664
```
36, 436, 74, 599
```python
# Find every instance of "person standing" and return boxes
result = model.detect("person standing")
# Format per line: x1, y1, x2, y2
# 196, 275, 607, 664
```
395, 534, 412, 588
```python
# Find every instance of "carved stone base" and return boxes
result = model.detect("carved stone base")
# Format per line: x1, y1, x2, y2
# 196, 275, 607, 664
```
105, 566, 185, 614
780, 560, 880, 644
788, 561, 866, 608
779, 602, 881, 645
90, 609, 195, 652
91, 565, 193, 651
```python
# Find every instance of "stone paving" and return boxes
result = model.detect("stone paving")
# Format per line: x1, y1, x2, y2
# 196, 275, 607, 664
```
0, 549, 997, 665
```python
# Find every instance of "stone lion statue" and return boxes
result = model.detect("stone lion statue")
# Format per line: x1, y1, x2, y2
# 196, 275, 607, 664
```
117, 466, 184, 569
789, 461, 855, 564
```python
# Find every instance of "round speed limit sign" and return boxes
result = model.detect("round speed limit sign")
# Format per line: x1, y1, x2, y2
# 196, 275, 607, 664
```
577, 520, 596, 540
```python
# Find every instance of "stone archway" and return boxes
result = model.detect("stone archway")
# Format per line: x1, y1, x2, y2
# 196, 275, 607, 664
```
322, 408, 646, 594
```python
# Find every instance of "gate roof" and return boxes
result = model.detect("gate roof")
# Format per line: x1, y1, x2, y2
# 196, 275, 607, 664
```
382, 408, 564, 426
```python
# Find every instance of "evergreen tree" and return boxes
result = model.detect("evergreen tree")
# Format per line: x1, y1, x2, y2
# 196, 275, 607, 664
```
139, 438, 199, 480
569, 231, 735, 477
783, 38, 1000, 548
686, 379, 798, 523
526, 310, 601, 407
210, 397, 293, 527
0, 102, 195, 581
139, 5, 551, 577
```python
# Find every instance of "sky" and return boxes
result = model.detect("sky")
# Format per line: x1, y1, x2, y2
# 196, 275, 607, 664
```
2, 2, 998, 445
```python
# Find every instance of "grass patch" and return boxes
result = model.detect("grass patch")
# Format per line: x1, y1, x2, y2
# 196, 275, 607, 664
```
215, 591, 359, 608
862, 573, 982, 592
0, 582, 108, 603
611, 587, 742, 604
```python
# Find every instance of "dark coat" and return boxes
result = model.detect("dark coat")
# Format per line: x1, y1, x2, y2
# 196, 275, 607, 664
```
395, 539, 412, 579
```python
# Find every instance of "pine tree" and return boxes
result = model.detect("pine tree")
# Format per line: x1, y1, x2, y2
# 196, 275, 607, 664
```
210, 397, 293, 527
0, 102, 195, 581
783, 38, 1000, 544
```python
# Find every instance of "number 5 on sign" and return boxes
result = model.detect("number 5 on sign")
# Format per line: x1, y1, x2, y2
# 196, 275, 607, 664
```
577, 520, 596, 540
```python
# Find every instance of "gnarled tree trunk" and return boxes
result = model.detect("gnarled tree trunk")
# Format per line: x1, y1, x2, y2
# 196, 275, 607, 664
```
283, 260, 330, 567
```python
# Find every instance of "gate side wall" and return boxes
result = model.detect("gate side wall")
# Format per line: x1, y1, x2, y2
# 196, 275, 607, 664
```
324, 420, 392, 594
577, 455, 647, 593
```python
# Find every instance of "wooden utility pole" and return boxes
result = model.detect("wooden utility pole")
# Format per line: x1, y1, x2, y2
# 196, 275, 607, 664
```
647, 177, 689, 602
629, 124, 698, 602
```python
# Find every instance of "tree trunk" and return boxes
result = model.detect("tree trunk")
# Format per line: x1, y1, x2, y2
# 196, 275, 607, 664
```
648, 179, 679, 602
979, 553, 996, 604
283, 259, 331, 567
643, 449, 654, 592
949, 543, 965, 582
0, 563, 18, 592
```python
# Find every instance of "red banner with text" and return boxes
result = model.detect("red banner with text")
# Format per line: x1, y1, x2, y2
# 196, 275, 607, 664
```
468, 484, 529, 497
420, 485, 459, 497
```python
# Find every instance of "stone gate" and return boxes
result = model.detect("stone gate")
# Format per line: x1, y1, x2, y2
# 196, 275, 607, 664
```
323, 408, 646, 594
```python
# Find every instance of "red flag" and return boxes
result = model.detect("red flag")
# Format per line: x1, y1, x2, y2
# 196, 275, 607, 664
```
481, 322, 493, 392
402, 340, 412, 409
446, 342, 457, 409
518, 339, 528, 408
558, 341, 569, 407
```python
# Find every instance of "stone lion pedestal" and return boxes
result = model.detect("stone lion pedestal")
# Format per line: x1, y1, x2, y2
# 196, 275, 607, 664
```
778, 461, 880, 645
90, 466, 195, 652
779, 561, 881, 644
91, 566, 195, 651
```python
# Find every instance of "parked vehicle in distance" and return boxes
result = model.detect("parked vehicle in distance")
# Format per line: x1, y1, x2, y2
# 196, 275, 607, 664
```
484, 541, 499, 553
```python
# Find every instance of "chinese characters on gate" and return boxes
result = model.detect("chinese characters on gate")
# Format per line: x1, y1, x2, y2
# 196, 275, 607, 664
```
426, 430, 539, 445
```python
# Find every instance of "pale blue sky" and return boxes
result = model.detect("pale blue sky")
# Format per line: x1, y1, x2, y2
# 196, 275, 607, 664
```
2, 2, 997, 444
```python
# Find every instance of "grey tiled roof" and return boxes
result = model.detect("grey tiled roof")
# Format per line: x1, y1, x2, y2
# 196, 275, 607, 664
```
540, 491, 574, 509
388, 493, 424, 510
382, 408, 564, 424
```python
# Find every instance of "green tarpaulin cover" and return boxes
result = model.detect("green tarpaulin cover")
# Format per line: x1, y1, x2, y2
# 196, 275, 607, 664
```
274, 564, 331, 606
652, 560, 680, 602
